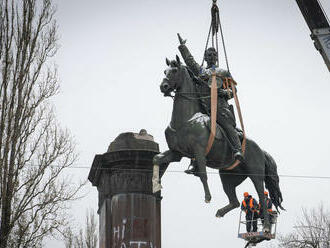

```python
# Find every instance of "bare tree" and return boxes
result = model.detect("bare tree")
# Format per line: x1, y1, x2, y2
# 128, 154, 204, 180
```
279, 204, 330, 248
64, 210, 98, 248
0, 0, 83, 247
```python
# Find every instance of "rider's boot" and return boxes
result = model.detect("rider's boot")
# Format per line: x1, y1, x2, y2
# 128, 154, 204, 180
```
230, 134, 244, 163
184, 159, 197, 175
222, 122, 245, 163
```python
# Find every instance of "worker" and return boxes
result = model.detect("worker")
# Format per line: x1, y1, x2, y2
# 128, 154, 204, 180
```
241, 192, 259, 232
260, 191, 273, 224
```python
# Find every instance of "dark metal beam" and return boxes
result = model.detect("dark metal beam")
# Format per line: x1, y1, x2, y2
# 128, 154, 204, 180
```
296, 0, 330, 71
296, 0, 329, 31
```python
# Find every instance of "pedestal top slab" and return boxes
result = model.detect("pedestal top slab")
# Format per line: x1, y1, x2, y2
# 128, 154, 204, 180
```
107, 129, 159, 153
88, 130, 160, 187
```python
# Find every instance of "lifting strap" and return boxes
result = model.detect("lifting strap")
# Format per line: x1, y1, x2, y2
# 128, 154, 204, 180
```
224, 77, 246, 170
205, 76, 247, 170
205, 72, 218, 155
204, 0, 246, 170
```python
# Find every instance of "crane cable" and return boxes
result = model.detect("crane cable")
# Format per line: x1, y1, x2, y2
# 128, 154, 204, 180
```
202, 0, 230, 72
217, 2, 230, 72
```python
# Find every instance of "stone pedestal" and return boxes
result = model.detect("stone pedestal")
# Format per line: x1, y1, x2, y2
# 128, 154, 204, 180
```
88, 130, 166, 248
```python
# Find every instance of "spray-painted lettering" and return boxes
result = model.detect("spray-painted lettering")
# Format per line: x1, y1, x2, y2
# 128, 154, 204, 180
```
113, 218, 156, 248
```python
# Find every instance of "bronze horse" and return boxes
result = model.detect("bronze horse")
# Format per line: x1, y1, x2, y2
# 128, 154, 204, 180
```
152, 56, 284, 231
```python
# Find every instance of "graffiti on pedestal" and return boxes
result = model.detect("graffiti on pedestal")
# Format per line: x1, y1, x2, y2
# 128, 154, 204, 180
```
113, 218, 156, 248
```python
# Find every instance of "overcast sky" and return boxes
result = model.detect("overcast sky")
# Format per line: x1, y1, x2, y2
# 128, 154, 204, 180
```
49, 0, 330, 247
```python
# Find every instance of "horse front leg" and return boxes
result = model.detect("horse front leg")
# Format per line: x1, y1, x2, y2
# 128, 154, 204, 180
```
152, 150, 182, 193
216, 172, 245, 217
194, 153, 211, 203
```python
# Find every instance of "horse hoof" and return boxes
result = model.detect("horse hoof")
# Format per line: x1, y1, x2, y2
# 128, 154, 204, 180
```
204, 196, 211, 203
215, 210, 224, 218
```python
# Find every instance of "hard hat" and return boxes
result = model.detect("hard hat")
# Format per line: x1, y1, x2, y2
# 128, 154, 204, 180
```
243, 192, 249, 197
264, 191, 268, 195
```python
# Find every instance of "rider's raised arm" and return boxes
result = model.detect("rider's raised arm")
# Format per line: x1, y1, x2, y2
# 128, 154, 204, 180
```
178, 44, 201, 76
177, 33, 201, 76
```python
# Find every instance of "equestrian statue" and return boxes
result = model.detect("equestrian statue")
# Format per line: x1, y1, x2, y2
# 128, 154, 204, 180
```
152, 34, 284, 232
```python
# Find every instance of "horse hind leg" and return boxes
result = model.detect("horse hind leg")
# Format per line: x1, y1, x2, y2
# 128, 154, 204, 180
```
251, 177, 271, 232
216, 172, 246, 218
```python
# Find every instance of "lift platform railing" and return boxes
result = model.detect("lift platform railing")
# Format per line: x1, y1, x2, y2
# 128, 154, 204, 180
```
238, 210, 278, 242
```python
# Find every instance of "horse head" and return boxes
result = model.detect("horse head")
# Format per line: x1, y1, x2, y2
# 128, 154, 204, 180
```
160, 55, 187, 97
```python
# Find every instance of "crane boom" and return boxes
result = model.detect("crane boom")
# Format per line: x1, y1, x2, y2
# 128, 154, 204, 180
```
296, 0, 330, 71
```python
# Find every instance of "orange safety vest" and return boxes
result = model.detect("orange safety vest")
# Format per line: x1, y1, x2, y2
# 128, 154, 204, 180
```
242, 198, 258, 213
258, 199, 273, 213
266, 199, 272, 212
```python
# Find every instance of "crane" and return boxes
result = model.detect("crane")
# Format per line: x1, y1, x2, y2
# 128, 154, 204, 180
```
296, 0, 330, 71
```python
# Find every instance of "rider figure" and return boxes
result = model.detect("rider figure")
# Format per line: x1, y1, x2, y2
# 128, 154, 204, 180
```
177, 34, 244, 174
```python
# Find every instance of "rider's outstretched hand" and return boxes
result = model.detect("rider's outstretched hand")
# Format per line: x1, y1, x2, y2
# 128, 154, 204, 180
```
177, 33, 186, 45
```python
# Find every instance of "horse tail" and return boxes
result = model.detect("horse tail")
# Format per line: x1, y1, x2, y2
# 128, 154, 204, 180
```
263, 150, 285, 212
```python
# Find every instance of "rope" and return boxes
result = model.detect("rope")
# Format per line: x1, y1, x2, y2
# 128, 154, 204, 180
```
218, 8, 230, 72
215, 23, 220, 66
201, 22, 213, 67
202, 0, 230, 71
